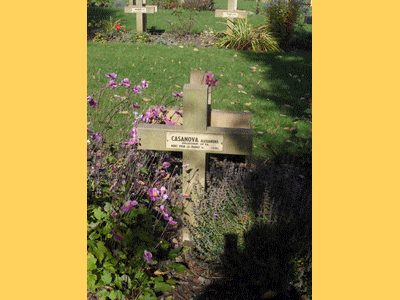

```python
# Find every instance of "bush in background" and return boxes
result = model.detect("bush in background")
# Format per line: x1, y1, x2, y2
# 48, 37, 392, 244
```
181, 0, 215, 11
151, 0, 180, 9
264, 0, 303, 44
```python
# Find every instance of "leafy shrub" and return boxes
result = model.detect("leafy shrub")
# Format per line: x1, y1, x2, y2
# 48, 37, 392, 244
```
87, 72, 191, 299
113, 0, 127, 7
165, 9, 198, 36
181, 0, 215, 11
151, 0, 180, 10
264, 0, 303, 42
129, 32, 152, 43
214, 18, 281, 52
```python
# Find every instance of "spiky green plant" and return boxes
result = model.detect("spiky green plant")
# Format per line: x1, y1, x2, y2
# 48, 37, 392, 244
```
214, 18, 282, 52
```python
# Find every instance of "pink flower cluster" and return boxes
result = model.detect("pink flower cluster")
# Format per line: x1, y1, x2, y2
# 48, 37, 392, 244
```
156, 205, 177, 225
105, 73, 149, 94
206, 73, 219, 87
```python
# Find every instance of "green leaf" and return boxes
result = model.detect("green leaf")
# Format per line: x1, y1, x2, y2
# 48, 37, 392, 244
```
87, 273, 98, 291
154, 281, 174, 291
93, 241, 108, 263
108, 290, 117, 300
165, 279, 178, 285
96, 289, 109, 299
102, 272, 112, 285
171, 263, 187, 273
87, 240, 96, 249
87, 253, 97, 271
94, 208, 105, 220
153, 276, 164, 282
103, 261, 116, 273
104, 202, 113, 212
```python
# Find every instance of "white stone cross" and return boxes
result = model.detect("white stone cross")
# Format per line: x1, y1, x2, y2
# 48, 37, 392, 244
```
124, 0, 158, 33
215, 0, 248, 34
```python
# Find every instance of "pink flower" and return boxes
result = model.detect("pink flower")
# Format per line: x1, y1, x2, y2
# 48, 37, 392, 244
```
162, 162, 170, 169
121, 78, 131, 87
108, 80, 119, 89
91, 133, 102, 143
133, 85, 142, 94
167, 216, 177, 225
105, 73, 118, 79
160, 186, 168, 200
141, 79, 149, 89
214, 213, 218, 219
157, 205, 169, 218
172, 92, 183, 98
148, 188, 159, 201
143, 250, 152, 263
87, 96, 98, 108
121, 200, 138, 212
174, 244, 179, 248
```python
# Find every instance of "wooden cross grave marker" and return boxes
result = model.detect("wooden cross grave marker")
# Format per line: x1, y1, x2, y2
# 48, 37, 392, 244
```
124, 0, 158, 33
137, 69, 253, 244
215, 0, 248, 34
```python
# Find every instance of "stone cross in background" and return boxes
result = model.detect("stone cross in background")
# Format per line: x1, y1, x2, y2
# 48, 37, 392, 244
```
137, 69, 253, 243
124, 0, 158, 33
215, 0, 248, 34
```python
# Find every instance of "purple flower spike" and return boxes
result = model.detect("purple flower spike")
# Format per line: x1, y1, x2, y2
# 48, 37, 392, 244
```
133, 85, 142, 94
105, 73, 118, 80
143, 250, 152, 263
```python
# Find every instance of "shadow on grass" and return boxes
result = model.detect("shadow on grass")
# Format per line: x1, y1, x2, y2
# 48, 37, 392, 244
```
195, 156, 312, 300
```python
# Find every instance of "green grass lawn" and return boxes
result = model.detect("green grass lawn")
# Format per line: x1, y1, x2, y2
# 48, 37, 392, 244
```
87, 1, 312, 159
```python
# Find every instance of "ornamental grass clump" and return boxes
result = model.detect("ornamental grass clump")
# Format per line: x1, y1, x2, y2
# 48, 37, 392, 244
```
87, 71, 192, 300
214, 18, 282, 52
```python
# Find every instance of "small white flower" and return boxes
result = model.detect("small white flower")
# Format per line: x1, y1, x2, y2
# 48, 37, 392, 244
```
87, 139, 90, 144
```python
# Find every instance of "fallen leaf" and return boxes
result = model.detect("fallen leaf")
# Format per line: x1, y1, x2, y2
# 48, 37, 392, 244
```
283, 127, 291, 130
154, 270, 171, 276
234, 54, 237, 57
257, 131, 263, 134
228, 82, 233, 86
171, 60, 174, 62
284, 104, 292, 108
280, 114, 286, 117
132, 64, 135, 67
143, 97, 152, 102
179, 61, 181, 64
194, 48, 199, 51
286, 140, 292, 143
237, 84, 243, 89
249, 66, 256, 71
119, 111, 129, 114
179, 45, 184, 48
245, 102, 252, 106
257, 80, 261, 85
240, 91, 247, 94
160, 57, 164, 59
175, 85, 181, 88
